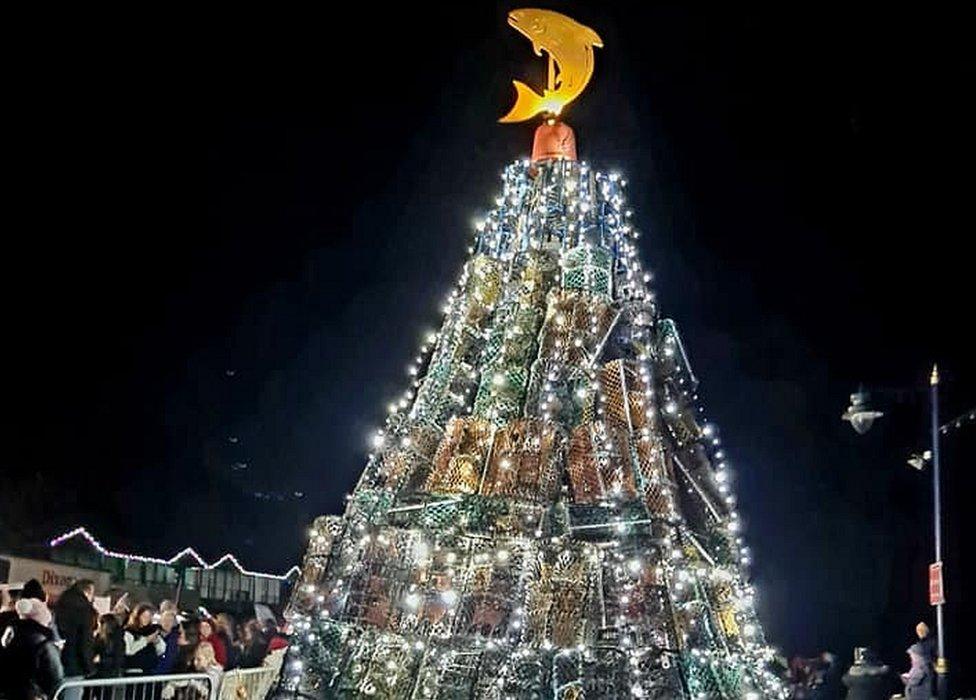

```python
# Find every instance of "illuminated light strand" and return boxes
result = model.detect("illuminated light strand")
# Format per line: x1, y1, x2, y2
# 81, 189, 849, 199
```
49, 526, 300, 581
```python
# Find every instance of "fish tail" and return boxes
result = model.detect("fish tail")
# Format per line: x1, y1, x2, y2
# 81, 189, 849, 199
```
498, 80, 547, 123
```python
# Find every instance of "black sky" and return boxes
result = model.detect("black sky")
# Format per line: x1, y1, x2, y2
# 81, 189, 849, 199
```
4, 3, 974, 691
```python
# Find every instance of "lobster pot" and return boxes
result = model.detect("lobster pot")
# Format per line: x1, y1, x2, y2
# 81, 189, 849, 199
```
636, 438, 678, 518
682, 652, 744, 699
600, 558, 674, 649
336, 632, 419, 699
525, 358, 594, 428
524, 549, 590, 648
473, 365, 529, 425
598, 359, 649, 432
552, 650, 584, 699
660, 382, 703, 445
413, 647, 485, 699
708, 578, 742, 641
411, 331, 483, 426
463, 254, 504, 324
583, 649, 631, 697
538, 289, 615, 365
481, 418, 563, 503
376, 422, 442, 490
513, 247, 560, 307
561, 244, 613, 297
458, 588, 512, 639
496, 651, 548, 697
306, 515, 344, 557
567, 422, 638, 504
478, 303, 543, 376
423, 417, 493, 495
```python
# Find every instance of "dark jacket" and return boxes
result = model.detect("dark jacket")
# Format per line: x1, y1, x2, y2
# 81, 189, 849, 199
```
217, 630, 239, 670
91, 628, 124, 678
238, 634, 269, 669
904, 646, 933, 700
152, 628, 180, 674
0, 618, 65, 700
0, 609, 19, 634
53, 586, 96, 677
917, 634, 936, 665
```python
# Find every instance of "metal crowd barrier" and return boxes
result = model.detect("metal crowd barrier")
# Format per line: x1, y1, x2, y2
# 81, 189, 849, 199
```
218, 666, 282, 700
53, 673, 216, 700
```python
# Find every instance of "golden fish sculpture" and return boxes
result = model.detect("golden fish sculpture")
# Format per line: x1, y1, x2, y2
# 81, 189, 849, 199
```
500, 9, 603, 123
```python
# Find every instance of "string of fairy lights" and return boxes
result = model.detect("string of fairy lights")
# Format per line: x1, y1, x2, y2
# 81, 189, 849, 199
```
282, 157, 788, 698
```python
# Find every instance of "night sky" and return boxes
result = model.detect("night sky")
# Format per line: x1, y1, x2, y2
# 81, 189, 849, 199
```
5, 3, 974, 691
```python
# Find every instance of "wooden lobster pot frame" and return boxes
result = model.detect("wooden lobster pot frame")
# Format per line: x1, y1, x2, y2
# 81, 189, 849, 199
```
481, 418, 564, 503
423, 416, 494, 495
567, 421, 638, 503
537, 289, 616, 366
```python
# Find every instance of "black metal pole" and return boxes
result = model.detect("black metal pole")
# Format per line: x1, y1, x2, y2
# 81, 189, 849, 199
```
930, 365, 947, 700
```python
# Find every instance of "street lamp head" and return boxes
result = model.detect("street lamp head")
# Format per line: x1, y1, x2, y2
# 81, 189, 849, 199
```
842, 389, 884, 435
907, 450, 932, 471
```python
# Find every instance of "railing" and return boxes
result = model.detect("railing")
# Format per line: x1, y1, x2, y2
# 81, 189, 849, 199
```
53, 673, 216, 700
218, 666, 282, 700
53, 661, 284, 700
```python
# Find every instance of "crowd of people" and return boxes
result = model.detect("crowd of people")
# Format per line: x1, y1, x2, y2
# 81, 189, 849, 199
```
783, 622, 939, 699
0, 579, 289, 700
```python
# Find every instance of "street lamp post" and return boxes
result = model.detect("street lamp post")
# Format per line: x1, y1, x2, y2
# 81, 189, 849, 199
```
840, 365, 973, 700
928, 366, 947, 700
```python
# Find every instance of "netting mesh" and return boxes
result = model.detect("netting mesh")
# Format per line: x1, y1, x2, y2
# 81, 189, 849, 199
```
481, 418, 563, 502
424, 417, 494, 495
561, 245, 613, 297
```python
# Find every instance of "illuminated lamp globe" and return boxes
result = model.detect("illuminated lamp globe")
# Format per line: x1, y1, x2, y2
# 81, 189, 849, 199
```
842, 389, 884, 434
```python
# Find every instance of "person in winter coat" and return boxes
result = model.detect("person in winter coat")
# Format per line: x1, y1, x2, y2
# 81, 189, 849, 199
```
123, 604, 165, 673
152, 611, 180, 674
0, 587, 22, 636
900, 642, 933, 700
0, 597, 64, 700
214, 613, 240, 670
21, 580, 45, 604
161, 642, 222, 700
237, 619, 269, 669
172, 620, 200, 674
197, 618, 227, 668
915, 621, 936, 667
91, 614, 124, 678
20, 580, 59, 643
53, 579, 96, 700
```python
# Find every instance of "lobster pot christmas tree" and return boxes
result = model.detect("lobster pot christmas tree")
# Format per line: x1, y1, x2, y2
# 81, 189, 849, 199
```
283, 121, 786, 698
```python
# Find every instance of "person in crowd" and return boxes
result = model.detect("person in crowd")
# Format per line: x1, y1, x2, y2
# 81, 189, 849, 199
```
152, 610, 180, 675
161, 642, 222, 700
0, 586, 22, 635
123, 604, 165, 673
0, 597, 64, 700
914, 621, 936, 667
900, 642, 933, 700
110, 592, 130, 624
214, 613, 240, 670
264, 618, 289, 654
20, 579, 59, 643
173, 619, 200, 674
21, 580, 46, 604
191, 641, 223, 687
90, 613, 124, 678
54, 579, 96, 700
809, 651, 841, 699
197, 618, 227, 668
238, 619, 269, 669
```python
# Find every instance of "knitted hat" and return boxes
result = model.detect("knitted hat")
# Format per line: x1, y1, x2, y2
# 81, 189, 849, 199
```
15, 598, 52, 628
